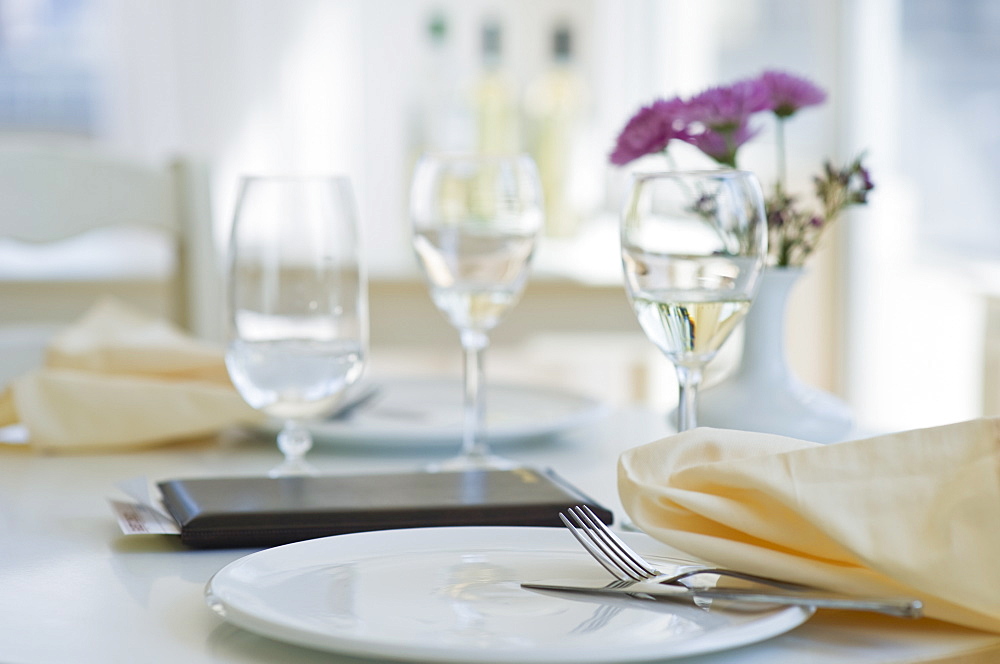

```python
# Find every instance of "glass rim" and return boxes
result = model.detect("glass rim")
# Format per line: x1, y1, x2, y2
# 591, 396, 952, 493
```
629, 168, 758, 182
237, 174, 354, 184
415, 151, 535, 163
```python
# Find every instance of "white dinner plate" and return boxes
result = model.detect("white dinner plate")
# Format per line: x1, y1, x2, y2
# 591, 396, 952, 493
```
206, 526, 812, 663
289, 377, 608, 448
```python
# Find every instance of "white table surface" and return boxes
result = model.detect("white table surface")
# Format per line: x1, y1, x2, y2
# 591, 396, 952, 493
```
2, 405, 999, 664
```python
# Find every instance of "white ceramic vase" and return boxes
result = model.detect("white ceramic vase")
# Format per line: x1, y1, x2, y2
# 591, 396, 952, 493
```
697, 267, 853, 443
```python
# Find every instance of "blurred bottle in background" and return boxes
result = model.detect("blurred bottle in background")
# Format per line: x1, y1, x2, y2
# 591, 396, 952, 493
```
408, 9, 474, 158
524, 23, 589, 237
473, 17, 520, 155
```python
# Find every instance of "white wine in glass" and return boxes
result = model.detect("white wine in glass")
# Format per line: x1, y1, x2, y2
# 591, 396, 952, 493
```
226, 175, 367, 476
621, 170, 767, 432
410, 153, 543, 471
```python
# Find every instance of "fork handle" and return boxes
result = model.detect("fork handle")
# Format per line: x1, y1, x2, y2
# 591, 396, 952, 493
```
652, 570, 815, 591
524, 581, 924, 618
639, 584, 924, 618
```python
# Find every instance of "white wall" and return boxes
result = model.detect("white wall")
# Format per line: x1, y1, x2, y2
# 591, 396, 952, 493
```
95, 0, 613, 276
99, 0, 365, 250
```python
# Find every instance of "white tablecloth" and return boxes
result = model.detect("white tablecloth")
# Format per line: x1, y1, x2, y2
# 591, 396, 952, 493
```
1, 406, 998, 663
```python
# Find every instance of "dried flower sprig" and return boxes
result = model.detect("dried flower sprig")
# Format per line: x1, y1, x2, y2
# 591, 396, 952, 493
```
610, 69, 874, 267
766, 156, 873, 266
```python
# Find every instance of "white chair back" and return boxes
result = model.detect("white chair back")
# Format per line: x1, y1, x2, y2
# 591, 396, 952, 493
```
0, 143, 220, 386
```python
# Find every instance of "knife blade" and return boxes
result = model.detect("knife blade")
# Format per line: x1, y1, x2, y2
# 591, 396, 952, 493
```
326, 382, 381, 420
520, 580, 923, 618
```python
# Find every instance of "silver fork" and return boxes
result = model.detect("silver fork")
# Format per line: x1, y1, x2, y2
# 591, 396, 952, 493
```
551, 505, 923, 618
561, 505, 807, 590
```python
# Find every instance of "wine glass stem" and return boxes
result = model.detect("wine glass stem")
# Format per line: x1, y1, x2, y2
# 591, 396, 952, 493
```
674, 364, 704, 432
278, 419, 313, 463
270, 420, 319, 477
460, 329, 489, 459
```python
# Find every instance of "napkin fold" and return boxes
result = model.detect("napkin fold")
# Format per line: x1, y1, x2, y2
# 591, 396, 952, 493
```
0, 299, 261, 451
618, 420, 1000, 632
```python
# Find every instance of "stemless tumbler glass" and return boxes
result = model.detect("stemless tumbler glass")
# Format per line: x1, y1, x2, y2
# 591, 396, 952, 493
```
226, 175, 367, 476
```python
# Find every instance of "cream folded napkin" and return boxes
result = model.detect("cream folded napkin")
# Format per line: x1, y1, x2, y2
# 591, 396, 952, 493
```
0, 299, 262, 451
618, 419, 1000, 632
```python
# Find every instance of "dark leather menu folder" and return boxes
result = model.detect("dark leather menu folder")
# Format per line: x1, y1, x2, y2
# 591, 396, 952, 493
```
158, 467, 612, 549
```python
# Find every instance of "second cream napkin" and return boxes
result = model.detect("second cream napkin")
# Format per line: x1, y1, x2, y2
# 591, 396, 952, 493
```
618, 419, 1000, 632
0, 299, 262, 451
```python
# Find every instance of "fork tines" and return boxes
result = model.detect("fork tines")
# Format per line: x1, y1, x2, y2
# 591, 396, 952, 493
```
561, 505, 656, 581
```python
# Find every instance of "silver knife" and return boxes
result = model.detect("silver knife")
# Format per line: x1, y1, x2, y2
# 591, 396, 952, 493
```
521, 580, 923, 618
326, 383, 381, 420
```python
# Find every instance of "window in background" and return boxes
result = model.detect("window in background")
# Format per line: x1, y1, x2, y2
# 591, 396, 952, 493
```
901, 0, 1000, 259
0, 0, 102, 135
845, 0, 997, 434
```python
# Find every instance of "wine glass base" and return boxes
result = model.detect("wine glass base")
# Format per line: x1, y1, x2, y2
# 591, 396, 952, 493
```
426, 452, 522, 473
268, 458, 321, 478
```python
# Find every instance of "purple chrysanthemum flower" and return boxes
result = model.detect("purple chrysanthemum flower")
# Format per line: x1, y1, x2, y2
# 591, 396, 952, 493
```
683, 122, 759, 168
682, 79, 771, 133
609, 97, 689, 166
758, 70, 826, 118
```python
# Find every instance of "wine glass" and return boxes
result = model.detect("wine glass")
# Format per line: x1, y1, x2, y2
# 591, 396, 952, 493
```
225, 175, 367, 476
621, 170, 767, 432
410, 153, 543, 471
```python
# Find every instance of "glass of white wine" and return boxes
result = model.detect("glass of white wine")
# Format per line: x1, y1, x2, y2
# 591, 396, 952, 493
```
410, 153, 543, 471
621, 170, 767, 431
225, 175, 367, 476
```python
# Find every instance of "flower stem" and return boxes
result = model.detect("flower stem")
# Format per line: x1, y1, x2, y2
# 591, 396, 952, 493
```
775, 118, 787, 193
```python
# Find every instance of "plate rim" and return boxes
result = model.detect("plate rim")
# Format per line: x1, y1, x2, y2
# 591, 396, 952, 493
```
206, 525, 813, 664
267, 376, 610, 448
